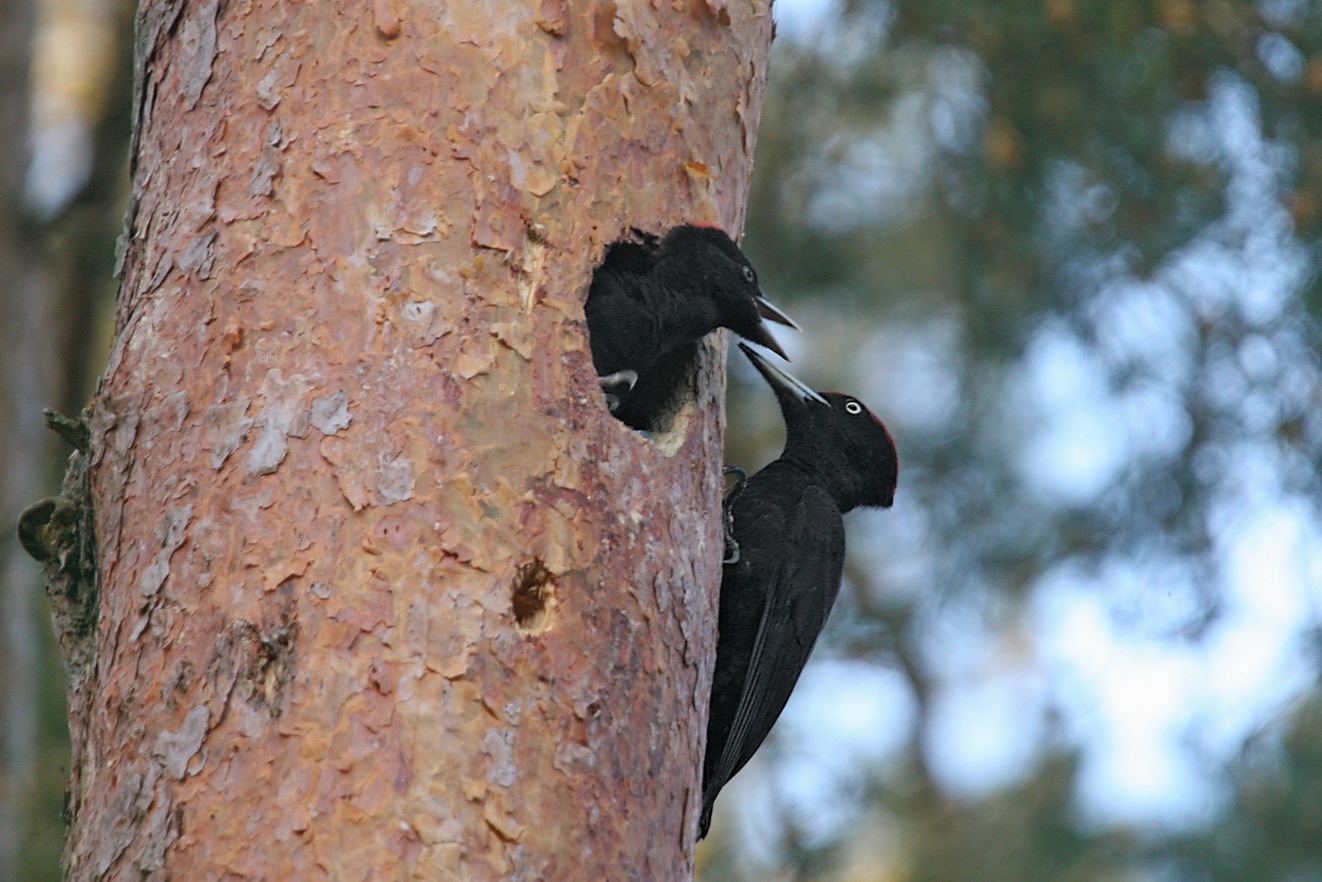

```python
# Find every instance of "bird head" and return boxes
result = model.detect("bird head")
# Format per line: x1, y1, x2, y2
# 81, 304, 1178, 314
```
813, 391, 898, 509
738, 343, 898, 511
659, 224, 799, 359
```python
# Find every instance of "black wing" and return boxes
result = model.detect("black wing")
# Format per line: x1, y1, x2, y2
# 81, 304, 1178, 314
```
585, 233, 665, 380
598, 229, 661, 278
700, 483, 845, 835
598, 240, 656, 277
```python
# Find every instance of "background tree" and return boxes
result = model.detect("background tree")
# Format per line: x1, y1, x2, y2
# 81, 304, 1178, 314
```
1, 0, 50, 873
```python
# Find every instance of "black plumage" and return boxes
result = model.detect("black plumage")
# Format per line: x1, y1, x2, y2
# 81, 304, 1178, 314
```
586, 224, 797, 430
699, 343, 899, 838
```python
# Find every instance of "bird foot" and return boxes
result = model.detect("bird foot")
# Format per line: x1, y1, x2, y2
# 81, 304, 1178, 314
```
598, 369, 638, 412
721, 466, 747, 565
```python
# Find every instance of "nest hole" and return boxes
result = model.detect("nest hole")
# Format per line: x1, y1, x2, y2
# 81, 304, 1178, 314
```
512, 560, 557, 634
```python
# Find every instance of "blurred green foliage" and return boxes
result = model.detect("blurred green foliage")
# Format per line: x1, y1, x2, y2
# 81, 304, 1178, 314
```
703, 0, 1322, 878
22, 631, 69, 882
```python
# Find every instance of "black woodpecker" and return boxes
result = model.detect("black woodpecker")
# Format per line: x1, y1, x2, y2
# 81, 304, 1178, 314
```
700, 342, 899, 838
586, 224, 798, 430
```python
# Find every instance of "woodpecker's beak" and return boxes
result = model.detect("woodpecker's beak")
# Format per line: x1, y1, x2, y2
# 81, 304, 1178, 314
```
738, 342, 829, 405
741, 321, 792, 362
754, 294, 801, 330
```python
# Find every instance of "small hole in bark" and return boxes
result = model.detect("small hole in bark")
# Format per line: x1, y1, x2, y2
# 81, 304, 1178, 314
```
512, 560, 556, 634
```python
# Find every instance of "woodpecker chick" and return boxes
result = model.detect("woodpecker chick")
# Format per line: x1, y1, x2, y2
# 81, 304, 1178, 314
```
586, 224, 798, 430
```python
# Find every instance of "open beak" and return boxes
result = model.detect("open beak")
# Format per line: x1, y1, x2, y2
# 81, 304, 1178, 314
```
741, 321, 792, 362
738, 342, 828, 405
754, 293, 801, 330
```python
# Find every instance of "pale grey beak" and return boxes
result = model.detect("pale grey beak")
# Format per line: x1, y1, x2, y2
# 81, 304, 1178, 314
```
738, 342, 829, 405
754, 293, 801, 330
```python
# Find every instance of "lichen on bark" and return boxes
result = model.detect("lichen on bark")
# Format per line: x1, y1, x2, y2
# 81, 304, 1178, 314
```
19, 411, 99, 676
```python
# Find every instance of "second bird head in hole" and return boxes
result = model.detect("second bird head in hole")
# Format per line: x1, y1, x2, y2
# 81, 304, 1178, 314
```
585, 223, 799, 432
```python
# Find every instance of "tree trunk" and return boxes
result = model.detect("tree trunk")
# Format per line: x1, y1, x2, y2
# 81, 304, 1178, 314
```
55, 1, 773, 878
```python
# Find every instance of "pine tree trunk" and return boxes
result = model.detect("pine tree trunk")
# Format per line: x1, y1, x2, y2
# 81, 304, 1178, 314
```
55, 1, 772, 878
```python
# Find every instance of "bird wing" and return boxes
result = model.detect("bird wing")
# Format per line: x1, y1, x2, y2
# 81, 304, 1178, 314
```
585, 254, 667, 380
703, 484, 845, 811
599, 238, 658, 278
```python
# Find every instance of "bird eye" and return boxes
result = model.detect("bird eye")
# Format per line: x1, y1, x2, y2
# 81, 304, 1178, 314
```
742, 266, 756, 283
845, 401, 863, 415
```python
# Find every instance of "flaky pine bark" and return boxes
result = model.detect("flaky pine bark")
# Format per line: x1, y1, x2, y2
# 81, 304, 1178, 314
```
54, 1, 773, 879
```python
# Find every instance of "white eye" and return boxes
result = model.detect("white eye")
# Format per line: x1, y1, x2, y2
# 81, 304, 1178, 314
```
742, 266, 756, 283
845, 401, 863, 415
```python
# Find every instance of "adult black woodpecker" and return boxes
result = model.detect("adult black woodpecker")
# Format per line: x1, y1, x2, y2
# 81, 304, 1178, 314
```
585, 224, 798, 431
699, 343, 899, 839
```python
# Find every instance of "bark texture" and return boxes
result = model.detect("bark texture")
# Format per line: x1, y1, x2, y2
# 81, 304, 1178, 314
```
64, 1, 772, 879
